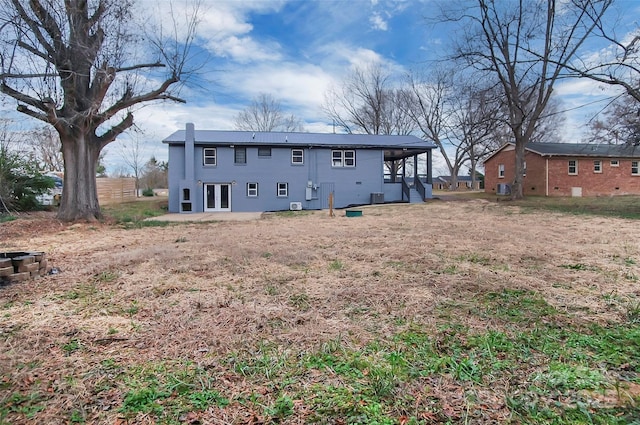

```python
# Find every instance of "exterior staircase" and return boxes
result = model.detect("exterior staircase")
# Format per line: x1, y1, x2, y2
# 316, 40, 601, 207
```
409, 188, 423, 203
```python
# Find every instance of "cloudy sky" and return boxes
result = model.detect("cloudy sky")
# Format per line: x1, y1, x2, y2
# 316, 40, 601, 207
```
3, 0, 638, 176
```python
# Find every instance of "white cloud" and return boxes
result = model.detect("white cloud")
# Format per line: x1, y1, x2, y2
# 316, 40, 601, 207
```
370, 12, 388, 31
207, 36, 283, 63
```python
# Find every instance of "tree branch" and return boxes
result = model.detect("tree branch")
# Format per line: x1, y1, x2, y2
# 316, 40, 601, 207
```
13, 0, 59, 59
16, 104, 48, 122
96, 111, 134, 148
0, 81, 46, 110
17, 40, 50, 61
96, 75, 180, 126
0, 72, 58, 79
116, 62, 166, 73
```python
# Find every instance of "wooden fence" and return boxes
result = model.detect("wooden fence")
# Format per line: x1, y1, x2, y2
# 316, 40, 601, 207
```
97, 178, 137, 204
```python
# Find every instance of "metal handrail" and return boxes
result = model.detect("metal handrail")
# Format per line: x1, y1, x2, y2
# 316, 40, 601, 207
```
414, 176, 426, 200
401, 177, 411, 202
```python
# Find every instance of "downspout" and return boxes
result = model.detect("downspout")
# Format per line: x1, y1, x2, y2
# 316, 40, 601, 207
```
545, 157, 549, 197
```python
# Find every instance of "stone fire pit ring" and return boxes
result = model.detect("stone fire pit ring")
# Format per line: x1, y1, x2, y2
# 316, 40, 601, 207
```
0, 252, 49, 285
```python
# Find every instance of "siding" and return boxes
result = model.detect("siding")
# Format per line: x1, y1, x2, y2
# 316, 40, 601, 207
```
168, 145, 388, 212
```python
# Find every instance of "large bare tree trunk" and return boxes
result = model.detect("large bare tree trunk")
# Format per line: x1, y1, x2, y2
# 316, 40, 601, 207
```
58, 132, 102, 221
510, 140, 526, 199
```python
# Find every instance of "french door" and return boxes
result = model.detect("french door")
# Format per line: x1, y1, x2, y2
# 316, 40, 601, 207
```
204, 183, 231, 212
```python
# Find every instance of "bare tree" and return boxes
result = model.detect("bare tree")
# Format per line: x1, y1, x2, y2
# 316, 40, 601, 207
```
118, 135, 146, 196
234, 93, 305, 132
448, 85, 504, 190
563, 12, 639, 103
139, 156, 167, 190
586, 94, 640, 145
27, 126, 63, 172
323, 63, 415, 180
0, 0, 200, 221
444, 0, 612, 199
400, 68, 470, 190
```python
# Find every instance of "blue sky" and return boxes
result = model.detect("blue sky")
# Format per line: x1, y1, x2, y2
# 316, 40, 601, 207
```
103, 0, 451, 174
2, 0, 638, 176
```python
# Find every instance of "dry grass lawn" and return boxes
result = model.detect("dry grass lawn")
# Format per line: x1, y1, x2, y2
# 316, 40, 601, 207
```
1, 199, 639, 424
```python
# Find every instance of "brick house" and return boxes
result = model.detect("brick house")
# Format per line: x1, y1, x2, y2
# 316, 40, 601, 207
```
484, 142, 640, 197
433, 176, 482, 191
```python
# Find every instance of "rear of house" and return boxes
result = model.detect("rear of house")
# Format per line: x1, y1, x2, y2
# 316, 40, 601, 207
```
164, 124, 435, 213
484, 143, 640, 197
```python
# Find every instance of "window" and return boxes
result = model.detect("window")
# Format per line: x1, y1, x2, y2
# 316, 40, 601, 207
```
332, 150, 356, 167
258, 147, 271, 157
611, 160, 619, 167
234, 147, 246, 164
568, 160, 578, 175
523, 161, 527, 176
498, 164, 505, 178
247, 182, 258, 197
291, 149, 304, 164
594, 160, 602, 173
633, 161, 639, 176
277, 182, 288, 197
182, 188, 190, 201
203, 148, 216, 166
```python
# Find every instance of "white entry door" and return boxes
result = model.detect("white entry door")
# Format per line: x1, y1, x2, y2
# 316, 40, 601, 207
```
204, 184, 231, 212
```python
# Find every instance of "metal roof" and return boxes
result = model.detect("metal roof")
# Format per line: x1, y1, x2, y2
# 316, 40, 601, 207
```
525, 142, 640, 158
436, 175, 475, 182
163, 129, 435, 150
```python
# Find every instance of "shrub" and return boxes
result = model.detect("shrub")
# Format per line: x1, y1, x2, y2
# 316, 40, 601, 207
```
142, 188, 154, 197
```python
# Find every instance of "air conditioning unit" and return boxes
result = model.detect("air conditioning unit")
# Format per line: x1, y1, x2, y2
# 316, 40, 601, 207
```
289, 202, 303, 211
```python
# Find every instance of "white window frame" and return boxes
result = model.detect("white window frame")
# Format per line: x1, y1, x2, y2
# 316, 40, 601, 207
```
331, 150, 356, 167
610, 160, 619, 167
203, 148, 216, 166
593, 160, 602, 173
277, 182, 288, 197
247, 182, 258, 197
568, 160, 578, 175
523, 161, 527, 176
632, 161, 639, 176
498, 164, 505, 178
291, 149, 304, 164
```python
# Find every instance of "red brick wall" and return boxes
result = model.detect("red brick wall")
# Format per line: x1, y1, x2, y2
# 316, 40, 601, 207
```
484, 147, 640, 196
547, 158, 640, 196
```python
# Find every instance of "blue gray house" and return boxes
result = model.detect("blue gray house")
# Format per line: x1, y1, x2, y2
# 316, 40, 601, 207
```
163, 124, 435, 213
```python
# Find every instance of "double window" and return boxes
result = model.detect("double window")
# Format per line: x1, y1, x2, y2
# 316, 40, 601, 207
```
568, 160, 578, 175
247, 182, 258, 197
632, 161, 639, 176
291, 149, 304, 164
277, 182, 288, 197
594, 160, 602, 173
203, 148, 216, 166
331, 150, 356, 167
